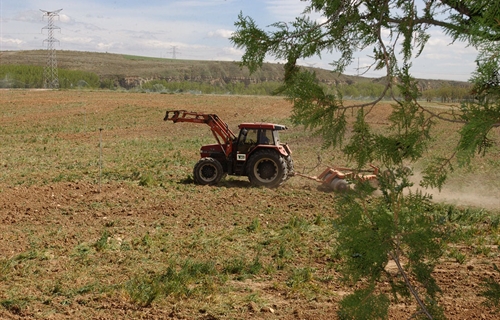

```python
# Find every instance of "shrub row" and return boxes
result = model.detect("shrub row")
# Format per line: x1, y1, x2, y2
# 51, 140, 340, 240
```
0, 64, 475, 101
0, 65, 100, 89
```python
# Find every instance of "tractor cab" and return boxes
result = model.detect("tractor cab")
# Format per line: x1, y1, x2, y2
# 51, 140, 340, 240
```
235, 123, 288, 161
231, 123, 292, 187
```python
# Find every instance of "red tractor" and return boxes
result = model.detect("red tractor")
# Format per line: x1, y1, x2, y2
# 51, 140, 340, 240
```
164, 110, 294, 188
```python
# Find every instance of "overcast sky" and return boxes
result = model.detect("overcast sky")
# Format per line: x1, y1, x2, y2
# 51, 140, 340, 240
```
1, 0, 479, 81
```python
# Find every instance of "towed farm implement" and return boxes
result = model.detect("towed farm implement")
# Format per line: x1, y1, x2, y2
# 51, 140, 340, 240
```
294, 165, 379, 192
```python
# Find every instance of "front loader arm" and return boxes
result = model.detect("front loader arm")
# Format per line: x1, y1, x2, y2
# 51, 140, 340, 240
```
164, 110, 237, 157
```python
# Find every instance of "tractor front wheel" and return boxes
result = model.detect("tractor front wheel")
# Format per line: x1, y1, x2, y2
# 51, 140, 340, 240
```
247, 149, 287, 188
193, 157, 224, 186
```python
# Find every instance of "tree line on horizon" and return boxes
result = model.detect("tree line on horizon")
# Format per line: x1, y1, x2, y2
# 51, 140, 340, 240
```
0, 65, 100, 89
0, 64, 475, 102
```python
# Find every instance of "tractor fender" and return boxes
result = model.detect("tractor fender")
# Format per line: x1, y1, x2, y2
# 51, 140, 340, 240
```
282, 143, 292, 156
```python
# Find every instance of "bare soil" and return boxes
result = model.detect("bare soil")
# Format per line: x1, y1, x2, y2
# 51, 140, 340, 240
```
0, 90, 498, 319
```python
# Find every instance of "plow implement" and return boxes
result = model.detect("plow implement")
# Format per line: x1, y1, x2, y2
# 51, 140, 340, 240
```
294, 165, 379, 192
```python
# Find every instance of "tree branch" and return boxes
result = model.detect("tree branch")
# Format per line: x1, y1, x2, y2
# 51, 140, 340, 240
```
390, 252, 433, 319
439, 0, 484, 18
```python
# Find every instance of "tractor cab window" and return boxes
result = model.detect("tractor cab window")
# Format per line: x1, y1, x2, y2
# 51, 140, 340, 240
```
273, 131, 280, 145
258, 129, 273, 145
238, 129, 258, 154
238, 128, 276, 154
245, 129, 258, 145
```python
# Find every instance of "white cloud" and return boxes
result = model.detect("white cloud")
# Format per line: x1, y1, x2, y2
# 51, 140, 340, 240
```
97, 42, 116, 50
427, 37, 453, 47
207, 29, 233, 39
142, 39, 172, 49
1, 38, 24, 45
14, 10, 42, 23
264, 0, 307, 20
423, 53, 453, 60
221, 46, 242, 56
59, 14, 71, 23
175, 0, 229, 8
61, 36, 93, 44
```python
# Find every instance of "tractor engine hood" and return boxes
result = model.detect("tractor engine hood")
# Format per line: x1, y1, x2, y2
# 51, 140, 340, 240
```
200, 143, 226, 157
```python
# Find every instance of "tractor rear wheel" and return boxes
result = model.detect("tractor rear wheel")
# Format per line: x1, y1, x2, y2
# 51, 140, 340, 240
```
193, 157, 224, 186
285, 155, 294, 180
247, 149, 287, 188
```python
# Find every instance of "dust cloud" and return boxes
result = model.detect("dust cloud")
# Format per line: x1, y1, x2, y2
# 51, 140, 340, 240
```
409, 171, 499, 211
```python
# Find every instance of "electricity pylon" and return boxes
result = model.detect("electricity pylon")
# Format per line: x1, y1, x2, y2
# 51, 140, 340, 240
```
41, 9, 62, 89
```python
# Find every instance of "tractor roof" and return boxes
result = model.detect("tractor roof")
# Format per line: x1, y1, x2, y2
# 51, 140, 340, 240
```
238, 123, 287, 130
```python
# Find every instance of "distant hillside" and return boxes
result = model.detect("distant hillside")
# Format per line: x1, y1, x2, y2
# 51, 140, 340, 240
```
0, 50, 470, 91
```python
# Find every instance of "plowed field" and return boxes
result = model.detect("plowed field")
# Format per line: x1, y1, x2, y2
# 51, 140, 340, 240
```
0, 90, 499, 319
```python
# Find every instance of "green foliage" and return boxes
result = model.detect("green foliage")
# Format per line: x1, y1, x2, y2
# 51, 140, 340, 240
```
421, 85, 473, 103
342, 109, 374, 167
286, 70, 348, 149
448, 248, 467, 264
338, 286, 390, 320
456, 44, 500, 165
94, 230, 110, 252
0, 65, 43, 88
100, 78, 117, 90
0, 65, 100, 89
231, 1, 500, 318
59, 69, 100, 88
480, 264, 500, 310
126, 276, 162, 307
334, 185, 446, 318
339, 81, 393, 99
246, 218, 260, 232
0, 298, 28, 315
138, 173, 155, 187
222, 255, 263, 280
286, 267, 314, 289
456, 101, 499, 164
420, 156, 451, 191
139, 79, 282, 95
125, 259, 218, 307
341, 71, 432, 170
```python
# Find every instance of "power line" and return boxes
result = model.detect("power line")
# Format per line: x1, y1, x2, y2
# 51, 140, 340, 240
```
168, 45, 180, 59
41, 8, 62, 89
